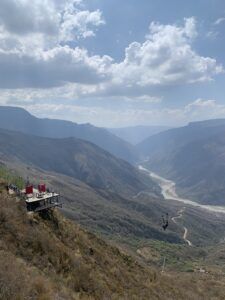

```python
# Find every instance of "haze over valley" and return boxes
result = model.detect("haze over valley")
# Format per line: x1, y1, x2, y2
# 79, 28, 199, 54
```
2, 108, 225, 299
1, 0, 225, 299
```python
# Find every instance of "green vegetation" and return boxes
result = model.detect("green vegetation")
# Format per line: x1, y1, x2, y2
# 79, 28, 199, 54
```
0, 164, 24, 189
1, 176, 225, 299
137, 240, 204, 272
0, 184, 183, 299
5, 160, 225, 252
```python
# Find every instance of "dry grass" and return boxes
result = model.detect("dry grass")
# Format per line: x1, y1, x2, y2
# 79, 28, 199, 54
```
0, 183, 225, 299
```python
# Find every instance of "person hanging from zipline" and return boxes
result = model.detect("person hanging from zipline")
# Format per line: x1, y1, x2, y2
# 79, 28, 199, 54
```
162, 213, 169, 231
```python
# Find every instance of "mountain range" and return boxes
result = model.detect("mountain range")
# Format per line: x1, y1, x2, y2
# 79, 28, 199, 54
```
0, 106, 186, 246
109, 125, 170, 145
3, 130, 225, 249
2, 107, 225, 299
2, 105, 225, 206
0, 128, 157, 198
0, 106, 138, 163
0, 128, 186, 245
137, 119, 225, 204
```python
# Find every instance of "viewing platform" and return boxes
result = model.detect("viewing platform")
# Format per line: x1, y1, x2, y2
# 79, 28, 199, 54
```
22, 184, 62, 212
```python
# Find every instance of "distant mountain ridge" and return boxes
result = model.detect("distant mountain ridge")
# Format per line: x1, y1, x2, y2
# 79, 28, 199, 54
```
0, 106, 138, 163
108, 125, 170, 145
137, 119, 225, 205
188, 119, 225, 128
0, 128, 158, 198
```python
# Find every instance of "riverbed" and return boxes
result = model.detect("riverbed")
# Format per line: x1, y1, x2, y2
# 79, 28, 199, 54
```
139, 165, 225, 214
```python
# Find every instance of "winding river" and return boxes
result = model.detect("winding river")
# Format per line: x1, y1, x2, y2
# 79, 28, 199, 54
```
139, 165, 225, 215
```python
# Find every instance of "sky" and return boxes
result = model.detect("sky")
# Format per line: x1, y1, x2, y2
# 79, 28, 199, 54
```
0, 0, 224, 127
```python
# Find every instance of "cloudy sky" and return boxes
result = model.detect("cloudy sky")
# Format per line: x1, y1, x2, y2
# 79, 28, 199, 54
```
0, 0, 224, 127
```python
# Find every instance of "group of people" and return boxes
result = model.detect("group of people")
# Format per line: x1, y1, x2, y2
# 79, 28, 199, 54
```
7, 183, 20, 195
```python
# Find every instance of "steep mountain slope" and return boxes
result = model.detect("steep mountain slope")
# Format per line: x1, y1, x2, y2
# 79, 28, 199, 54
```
109, 125, 170, 145
1, 178, 225, 299
137, 119, 225, 204
0, 186, 183, 300
5, 160, 225, 250
0, 128, 158, 198
2, 160, 183, 245
0, 106, 138, 163
137, 119, 225, 157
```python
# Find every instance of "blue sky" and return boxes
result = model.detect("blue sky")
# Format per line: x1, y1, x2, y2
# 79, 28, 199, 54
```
0, 0, 224, 127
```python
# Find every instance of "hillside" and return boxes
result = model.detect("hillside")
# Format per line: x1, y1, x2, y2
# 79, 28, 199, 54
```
4, 160, 225, 252
0, 106, 138, 163
108, 125, 170, 145
0, 128, 157, 198
137, 119, 225, 204
0, 184, 173, 300
2, 158, 182, 246
1, 181, 225, 299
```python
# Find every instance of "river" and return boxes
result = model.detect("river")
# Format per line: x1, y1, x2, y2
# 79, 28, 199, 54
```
139, 165, 225, 214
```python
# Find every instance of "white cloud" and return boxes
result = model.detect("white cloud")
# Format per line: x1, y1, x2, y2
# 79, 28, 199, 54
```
0, 0, 59, 36
206, 17, 225, 40
185, 98, 217, 111
184, 98, 225, 120
214, 17, 225, 26
0, 46, 112, 88
124, 95, 162, 104
110, 18, 223, 92
0, 0, 105, 53
206, 30, 219, 40
0, 10, 222, 91
60, 8, 105, 42
0, 0, 109, 88
0, 3, 224, 128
